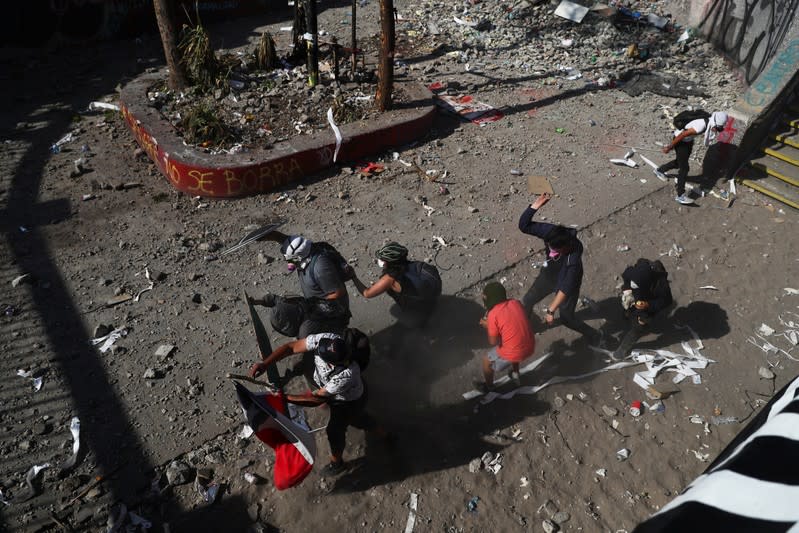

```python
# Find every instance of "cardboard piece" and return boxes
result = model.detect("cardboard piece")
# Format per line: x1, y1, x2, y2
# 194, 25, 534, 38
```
554, 0, 590, 23
434, 95, 504, 124
527, 175, 555, 195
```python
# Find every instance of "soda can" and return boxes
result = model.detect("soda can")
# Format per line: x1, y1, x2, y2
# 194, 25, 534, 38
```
630, 400, 642, 417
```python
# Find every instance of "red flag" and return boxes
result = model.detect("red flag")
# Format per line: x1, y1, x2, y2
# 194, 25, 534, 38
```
235, 382, 316, 489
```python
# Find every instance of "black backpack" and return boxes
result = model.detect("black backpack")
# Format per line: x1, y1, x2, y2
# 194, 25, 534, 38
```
344, 328, 370, 371
673, 109, 710, 130
308, 242, 351, 286
404, 261, 442, 301
329, 328, 370, 376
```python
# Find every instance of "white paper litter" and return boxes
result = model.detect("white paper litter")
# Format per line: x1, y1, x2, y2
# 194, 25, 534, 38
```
639, 154, 658, 169
17, 369, 43, 391
239, 425, 254, 439
629, 325, 714, 391
784, 288, 799, 295
0, 488, 9, 505
464, 353, 641, 404
699, 285, 719, 290
610, 158, 637, 167
691, 450, 710, 462
134, 268, 154, 302
554, 0, 589, 22
60, 417, 81, 472
326, 107, 343, 163
758, 323, 775, 336
404, 493, 419, 533
88, 101, 120, 112
90, 327, 128, 353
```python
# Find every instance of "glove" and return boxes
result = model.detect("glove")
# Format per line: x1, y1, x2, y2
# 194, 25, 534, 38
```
621, 290, 635, 310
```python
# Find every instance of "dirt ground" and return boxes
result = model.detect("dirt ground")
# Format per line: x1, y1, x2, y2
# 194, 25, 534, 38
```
1, 0, 798, 532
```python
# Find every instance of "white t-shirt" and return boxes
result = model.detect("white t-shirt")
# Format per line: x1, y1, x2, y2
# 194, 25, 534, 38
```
673, 118, 708, 143
305, 333, 363, 402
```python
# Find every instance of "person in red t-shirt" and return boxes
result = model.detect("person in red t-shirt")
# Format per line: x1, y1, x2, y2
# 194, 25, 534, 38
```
474, 282, 536, 392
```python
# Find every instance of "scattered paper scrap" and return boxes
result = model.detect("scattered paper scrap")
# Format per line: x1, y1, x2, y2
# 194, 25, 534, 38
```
554, 0, 589, 23
90, 327, 128, 353
699, 285, 719, 290
784, 288, 799, 295
404, 493, 419, 533
435, 94, 504, 124
326, 107, 343, 163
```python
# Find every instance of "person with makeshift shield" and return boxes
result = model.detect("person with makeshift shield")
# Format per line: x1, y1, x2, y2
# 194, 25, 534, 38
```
249, 232, 353, 384
474, 282, 536, 393
518, 193, 603, 346
612, 258, 673, 360
249, 332, 391, 477
654, 110, 728, 205
349, 242, 442, 328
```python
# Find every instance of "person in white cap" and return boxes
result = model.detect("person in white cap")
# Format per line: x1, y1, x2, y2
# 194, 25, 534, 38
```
654, 110, 728, 205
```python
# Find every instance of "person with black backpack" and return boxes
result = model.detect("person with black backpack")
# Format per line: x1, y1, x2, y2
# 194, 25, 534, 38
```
349, 242, 443, 328
612, 258, 673, 360
654, 110, 728, 205
249, 232, 353, 384
248, 331, 391, 477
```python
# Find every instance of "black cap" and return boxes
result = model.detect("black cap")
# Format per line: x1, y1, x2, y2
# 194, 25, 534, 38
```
317, 337, 347, 364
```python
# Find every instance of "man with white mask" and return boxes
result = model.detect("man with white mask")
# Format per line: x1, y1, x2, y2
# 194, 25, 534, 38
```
654, 110, 729, 205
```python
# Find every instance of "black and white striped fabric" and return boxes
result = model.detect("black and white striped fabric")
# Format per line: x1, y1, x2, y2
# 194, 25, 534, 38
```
635, 375, 799, 532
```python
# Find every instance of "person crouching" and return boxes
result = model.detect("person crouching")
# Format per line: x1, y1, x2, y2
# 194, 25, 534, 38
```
474, 282, 536, 393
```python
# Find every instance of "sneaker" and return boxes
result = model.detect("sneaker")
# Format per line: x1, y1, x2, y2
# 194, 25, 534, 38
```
321, 461, 347, 477
653, 169, 669, 182
508, 370, 521, 387
472, 380, 495, 394
675, 194, 694, 205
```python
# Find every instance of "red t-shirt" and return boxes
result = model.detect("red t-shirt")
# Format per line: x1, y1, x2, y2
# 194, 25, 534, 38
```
487, 299, 535, 362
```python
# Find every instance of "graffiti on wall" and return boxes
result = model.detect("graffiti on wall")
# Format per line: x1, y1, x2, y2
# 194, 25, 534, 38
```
121, 104, 328, 198
743, 39, 799, 109
698, 0, 799, 84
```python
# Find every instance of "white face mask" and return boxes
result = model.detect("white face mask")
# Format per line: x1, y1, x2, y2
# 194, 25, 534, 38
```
377, 259, 386, 268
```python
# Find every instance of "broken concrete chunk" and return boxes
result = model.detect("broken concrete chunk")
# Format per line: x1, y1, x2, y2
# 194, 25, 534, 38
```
155, 344, 176, 358
542, 518, 560, 533
758, 366, 775, 380
602, 405, 618, 417
165, 460, 193, 486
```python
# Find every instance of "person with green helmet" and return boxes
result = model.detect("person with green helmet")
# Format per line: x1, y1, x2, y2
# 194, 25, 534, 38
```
349, 242, 442, 327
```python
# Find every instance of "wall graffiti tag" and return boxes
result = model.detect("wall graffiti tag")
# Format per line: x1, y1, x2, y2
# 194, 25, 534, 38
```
121, 103, 313, 198
698, 0, 799, 84
742, 39, 799, 109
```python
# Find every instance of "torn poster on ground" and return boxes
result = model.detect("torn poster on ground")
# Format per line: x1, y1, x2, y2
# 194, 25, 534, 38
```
435, 94, 504, 124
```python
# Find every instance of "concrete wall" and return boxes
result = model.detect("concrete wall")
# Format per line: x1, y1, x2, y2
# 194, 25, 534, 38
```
684, 0, 799, 173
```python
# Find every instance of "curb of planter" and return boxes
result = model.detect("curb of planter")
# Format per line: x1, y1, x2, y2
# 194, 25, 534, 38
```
120, 73, 436, 198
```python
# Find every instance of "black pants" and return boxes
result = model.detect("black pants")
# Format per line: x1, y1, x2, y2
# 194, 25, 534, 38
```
614, 315, 647, 359
657, 142, 693, 196
521, 263, 599, 341
326, 387, 377, 457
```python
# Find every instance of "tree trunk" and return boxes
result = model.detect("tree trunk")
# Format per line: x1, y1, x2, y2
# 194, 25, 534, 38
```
306, 0, 319, 86
153, 0, 187, 91
351, 0, 357, 78
375, 0, 395, 111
